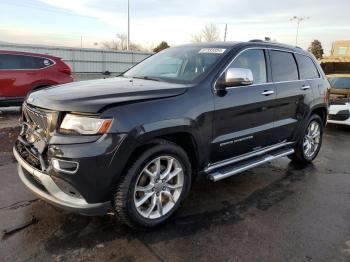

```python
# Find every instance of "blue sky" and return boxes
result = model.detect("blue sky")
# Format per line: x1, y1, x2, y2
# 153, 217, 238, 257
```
1, 0, 350, 53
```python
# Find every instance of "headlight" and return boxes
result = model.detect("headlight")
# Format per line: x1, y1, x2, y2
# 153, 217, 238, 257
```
59, 114, 113, 135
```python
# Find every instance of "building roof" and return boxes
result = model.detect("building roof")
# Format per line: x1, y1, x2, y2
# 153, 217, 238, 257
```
320, 56, 350, 63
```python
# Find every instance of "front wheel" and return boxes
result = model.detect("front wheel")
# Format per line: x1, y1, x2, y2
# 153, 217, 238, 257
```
288, 114, 323, 164
113, 140, 191, 229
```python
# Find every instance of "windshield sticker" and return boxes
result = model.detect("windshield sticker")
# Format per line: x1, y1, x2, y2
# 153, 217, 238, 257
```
199, 48, 226, 54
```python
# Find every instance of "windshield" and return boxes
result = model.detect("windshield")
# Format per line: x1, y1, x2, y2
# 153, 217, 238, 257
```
123, 46, 228, 84
329, 77, 350, 89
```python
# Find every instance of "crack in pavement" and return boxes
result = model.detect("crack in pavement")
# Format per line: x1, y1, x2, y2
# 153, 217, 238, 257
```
0, 199, 38, 211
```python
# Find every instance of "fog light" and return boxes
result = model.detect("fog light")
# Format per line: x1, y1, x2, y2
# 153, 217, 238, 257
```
52, 158, 79, 174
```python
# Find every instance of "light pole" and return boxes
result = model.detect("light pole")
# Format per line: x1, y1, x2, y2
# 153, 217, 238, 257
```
223, 24, 228, 42
127, 0, 130, 51
290, 16, 309, 46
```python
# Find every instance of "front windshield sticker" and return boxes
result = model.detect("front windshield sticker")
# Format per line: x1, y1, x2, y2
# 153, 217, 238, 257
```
198, 48, 226, 54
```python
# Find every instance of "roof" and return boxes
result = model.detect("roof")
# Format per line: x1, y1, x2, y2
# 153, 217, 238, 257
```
327, 74, 350, 77
320, 56, 350, 63
179, 40, 307, 53
0, 50, 60, 59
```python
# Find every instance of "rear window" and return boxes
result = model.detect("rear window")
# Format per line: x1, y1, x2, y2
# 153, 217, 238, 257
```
329, 77, 350, 89
295, 54, 319, 79
0, 54, 54, 70
270, 51, 298, 82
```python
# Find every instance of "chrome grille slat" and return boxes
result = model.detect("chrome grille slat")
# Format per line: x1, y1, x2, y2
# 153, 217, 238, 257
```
23, 104, 49, 131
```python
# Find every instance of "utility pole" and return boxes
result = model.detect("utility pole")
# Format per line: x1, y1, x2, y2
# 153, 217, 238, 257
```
127, 0, 130, 50
290, 16, 309, 45
224, 24, 228, 42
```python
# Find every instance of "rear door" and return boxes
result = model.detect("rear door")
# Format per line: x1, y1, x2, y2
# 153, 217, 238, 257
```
211, 48, 276, 163
295, 53, 322, 102
269, 50, 313, 144
0, 54, 41, 98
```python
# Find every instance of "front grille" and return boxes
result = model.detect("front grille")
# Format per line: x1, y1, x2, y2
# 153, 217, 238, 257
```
329, 110, 350, 121
15, 141, 42, 170
23, 103, 49, 132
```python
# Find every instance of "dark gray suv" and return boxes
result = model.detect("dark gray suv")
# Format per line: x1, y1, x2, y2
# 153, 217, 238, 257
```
13, 41, 329, 229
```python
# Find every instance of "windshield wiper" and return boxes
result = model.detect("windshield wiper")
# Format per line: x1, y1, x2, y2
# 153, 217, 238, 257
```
132, 76, 161, 81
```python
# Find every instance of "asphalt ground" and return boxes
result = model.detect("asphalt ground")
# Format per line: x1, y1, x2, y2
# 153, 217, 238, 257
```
1, 107, 350, 262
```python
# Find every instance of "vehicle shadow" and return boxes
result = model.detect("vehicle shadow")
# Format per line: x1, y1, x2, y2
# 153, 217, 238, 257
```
43, 160, 315, 253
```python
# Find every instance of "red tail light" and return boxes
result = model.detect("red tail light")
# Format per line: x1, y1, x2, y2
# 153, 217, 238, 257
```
60, 64, 72, 75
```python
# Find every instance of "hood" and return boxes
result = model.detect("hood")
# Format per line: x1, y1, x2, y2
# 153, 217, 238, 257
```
26, 77, 189, 113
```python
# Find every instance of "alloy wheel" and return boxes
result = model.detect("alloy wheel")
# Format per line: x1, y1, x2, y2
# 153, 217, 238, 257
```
303, 120, 321, 159
133, 156, 184, 219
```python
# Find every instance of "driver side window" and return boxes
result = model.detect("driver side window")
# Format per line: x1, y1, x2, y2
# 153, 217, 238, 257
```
228, 49, 267, 84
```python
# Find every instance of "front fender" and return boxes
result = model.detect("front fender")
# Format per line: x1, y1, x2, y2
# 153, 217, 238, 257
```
136, 118, 199, 142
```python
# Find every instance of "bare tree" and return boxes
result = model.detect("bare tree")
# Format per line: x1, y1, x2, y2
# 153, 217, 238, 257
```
101, 33, 145, 51
192, 23, 221, 42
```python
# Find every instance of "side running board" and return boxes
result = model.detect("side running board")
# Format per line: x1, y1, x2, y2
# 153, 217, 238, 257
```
207, 148, 294, 182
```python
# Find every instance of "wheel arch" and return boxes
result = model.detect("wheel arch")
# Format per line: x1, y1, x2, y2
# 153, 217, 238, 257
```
310, 105, 328, 126
129, 131, 200, 174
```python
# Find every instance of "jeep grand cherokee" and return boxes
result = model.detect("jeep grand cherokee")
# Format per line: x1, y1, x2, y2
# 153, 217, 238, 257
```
13, 41, 329, 229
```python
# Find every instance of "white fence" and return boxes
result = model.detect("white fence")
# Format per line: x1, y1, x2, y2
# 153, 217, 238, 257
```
0, 43, 152, 74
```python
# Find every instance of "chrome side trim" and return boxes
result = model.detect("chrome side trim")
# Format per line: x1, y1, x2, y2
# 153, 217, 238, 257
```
205, 141, 294, 173
13, 147, 110, 215
208, 148, 295, 182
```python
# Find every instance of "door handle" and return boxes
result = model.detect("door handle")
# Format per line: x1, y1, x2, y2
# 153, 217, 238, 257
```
261, 90, 275, 96
301, 85, 311, 90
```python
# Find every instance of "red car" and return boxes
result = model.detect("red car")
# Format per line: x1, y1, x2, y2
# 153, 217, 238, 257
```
0, 50, 73, 106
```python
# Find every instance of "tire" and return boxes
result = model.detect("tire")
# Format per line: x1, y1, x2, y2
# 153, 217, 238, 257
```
288, 114, 323, 164
113, 139, 192, 229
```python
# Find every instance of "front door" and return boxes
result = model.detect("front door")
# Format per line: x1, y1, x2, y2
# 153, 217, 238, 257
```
211, 49, 276, 163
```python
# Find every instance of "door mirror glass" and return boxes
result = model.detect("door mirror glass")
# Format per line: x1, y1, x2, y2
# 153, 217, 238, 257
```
224, 68, 254, 87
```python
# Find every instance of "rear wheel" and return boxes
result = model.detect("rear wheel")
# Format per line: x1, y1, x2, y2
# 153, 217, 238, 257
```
288, 114, 323, 164
113, 140, 191, 229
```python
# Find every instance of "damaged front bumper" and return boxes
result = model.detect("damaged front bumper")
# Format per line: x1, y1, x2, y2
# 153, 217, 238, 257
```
13, 146, 111, 216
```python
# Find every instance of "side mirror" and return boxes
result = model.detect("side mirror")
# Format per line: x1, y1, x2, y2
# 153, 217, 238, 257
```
224, 68, 254, 87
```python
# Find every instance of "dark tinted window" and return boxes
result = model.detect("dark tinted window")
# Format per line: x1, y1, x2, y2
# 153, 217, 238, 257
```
32, 56, 54, 69
0, 54, 54, 70
329, 77, 350, 89
229, 49, 267, 84
296, 54, 319, 79
270, 51, 298, 82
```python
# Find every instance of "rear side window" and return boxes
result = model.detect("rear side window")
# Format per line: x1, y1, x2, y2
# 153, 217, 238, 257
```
295, 54, 319, 79
0, 54, 54, 70
270, 51, 298, 82
31, 56, 54, 69
229, 49, 267, 84
0, 54, 22, 69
